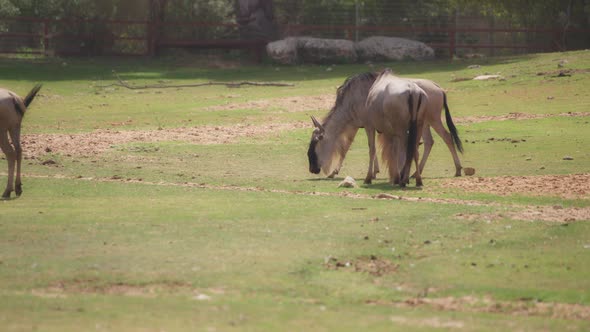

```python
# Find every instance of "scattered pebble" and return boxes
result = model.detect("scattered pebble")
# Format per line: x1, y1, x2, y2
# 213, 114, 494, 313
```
338, 176, 357, 188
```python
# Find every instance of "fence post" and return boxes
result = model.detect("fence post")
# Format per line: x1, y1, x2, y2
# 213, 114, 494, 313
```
489, 16, 495, 57
43, 19, 49, 55
147, 21, 154, 56
355, 0, 359, 42
449, 12, 456, 59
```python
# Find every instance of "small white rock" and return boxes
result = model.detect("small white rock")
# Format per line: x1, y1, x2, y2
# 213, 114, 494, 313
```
473, 75, 504, 81
194, 293, 211, 301
338, 176, 357, 188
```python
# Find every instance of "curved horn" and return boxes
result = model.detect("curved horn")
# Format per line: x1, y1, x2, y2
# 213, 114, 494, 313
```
310, 115, 324, 131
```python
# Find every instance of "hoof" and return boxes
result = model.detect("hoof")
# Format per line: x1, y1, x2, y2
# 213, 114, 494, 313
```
364, 178, 372, 185
2, 191, 10, 199
327, 170, 339, 179
15, 184, 22, 197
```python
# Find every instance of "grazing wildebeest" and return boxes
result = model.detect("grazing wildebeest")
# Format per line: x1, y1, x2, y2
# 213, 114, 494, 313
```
307, 71, 463, 181
0, 84, 42, 199
365, 69, 428, 187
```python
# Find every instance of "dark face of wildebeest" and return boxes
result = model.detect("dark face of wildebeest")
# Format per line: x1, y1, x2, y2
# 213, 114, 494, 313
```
307, 116, 324, 174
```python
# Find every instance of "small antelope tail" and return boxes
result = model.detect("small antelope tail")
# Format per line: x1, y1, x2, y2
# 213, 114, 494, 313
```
23, 84, 43, 108
443, 92, 463, 153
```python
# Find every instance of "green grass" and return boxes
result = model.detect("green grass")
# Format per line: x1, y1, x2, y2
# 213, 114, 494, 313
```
1, 50, 590, 331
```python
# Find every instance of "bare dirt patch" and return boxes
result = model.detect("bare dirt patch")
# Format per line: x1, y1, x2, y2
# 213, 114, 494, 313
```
205, 94, 335, 113
325, 255, 398, 276
389, 315, 465, 329
39, 279, 193, 297
383, 296, 590, 321
455, 206, 590, 223
456, 111, 590, 124
444, 174, 590, 200
22, 122, 307, 157
32, 278, 226, 299
510, 205, 590, 223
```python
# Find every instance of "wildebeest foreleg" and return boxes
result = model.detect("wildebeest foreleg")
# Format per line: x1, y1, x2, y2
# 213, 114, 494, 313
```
367, 128, 380, 179
0, 129, 16, 199
364, 128, 376, 184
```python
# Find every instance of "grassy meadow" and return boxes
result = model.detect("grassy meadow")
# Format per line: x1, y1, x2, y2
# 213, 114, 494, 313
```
1, 50, 589, 331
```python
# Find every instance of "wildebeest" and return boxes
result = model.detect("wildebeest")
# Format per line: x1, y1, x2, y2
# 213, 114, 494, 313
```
307, 70, 463, 182
0, 84, 42, 199
365, 69, 427, 186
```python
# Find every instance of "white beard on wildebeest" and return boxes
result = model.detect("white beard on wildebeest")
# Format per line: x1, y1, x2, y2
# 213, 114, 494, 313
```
306, 70, 464, 184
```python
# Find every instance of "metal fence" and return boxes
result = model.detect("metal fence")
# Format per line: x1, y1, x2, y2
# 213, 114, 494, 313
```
1, 15, 588, 59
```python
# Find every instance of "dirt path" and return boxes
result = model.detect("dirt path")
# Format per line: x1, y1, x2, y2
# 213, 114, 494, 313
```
373, 295, 590, 322
21, 104, 589, 159
20, 174, 590, 223
443, 174, 590, 200
455, 111, 590, 124
205, 94, 335, 113
22, 121, 308, 157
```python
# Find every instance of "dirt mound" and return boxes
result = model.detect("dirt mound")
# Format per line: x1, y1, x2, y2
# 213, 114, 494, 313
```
444, 174, 590, 200
206, 94, 335, 113
22, 122, 308, 157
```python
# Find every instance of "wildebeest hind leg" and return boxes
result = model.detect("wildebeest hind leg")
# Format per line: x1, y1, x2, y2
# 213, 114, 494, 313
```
0, 130, 15, 199
415, 126, 434, 177
9, 128, 22, 196
431, 119, 462, 176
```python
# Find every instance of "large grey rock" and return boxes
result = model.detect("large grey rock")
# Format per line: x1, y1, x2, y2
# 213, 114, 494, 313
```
266, 37, 356, 64
266, 37, 299, 65
297, 37, 357, 64
356, 36, 434, 61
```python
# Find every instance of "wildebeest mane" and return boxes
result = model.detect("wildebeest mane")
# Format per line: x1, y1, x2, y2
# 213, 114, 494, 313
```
315, 71, 378, 174
322, 71, 378, 125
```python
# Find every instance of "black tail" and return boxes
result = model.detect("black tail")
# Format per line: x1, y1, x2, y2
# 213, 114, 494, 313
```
405, 92, 420, 169
443, 92, 463, 153
23, 84, 42, 108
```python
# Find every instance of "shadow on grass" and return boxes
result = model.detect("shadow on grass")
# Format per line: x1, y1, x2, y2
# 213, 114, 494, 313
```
361, 181, 425, 193
305, 176, 424, 193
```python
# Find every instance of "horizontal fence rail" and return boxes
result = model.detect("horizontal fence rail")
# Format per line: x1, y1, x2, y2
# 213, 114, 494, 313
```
1, 16, 588, 58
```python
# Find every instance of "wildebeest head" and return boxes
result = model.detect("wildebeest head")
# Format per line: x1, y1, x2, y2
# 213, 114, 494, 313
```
307, 115, 324, 174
